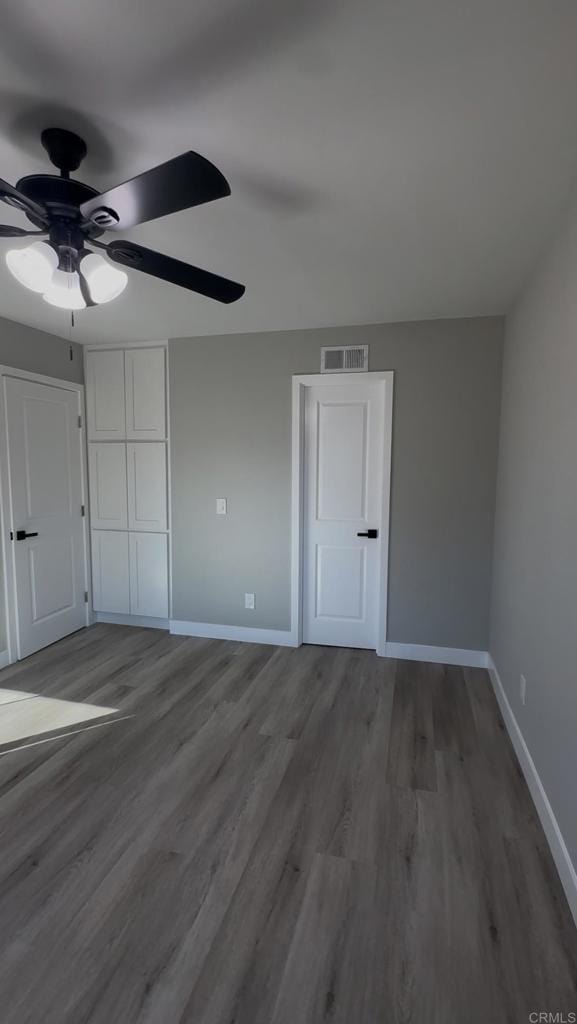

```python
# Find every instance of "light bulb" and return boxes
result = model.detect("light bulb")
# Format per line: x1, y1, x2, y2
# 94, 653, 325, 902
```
6, 241, 58, 293
43, 269, 86, 310
81, 252, 127, 303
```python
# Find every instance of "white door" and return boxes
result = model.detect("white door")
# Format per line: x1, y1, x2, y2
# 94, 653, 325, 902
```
91, 530, 130, 613
4, 377, 87, 658
125, 348, 166, 440
302, 380, 386, 649
129, 532, 168, 618
127, 443, 167, 531
85, 349, 126, 440
88, 443, 128, 530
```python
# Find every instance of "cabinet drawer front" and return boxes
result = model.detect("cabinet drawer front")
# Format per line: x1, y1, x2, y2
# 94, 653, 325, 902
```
86, 350, 126, 440
127, 443, 167, 531
89, 444, 128, 529
91, 531, 130, 613
125, 348, 166, 440
129, 532, 168, 618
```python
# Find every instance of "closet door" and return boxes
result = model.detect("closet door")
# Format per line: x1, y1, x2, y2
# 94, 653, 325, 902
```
125, 348, 166, 441
88, 444, 128, 530
129, 532, 168, 618
85, 350, 126, 440
91, 531, 130, 613
127, 443, 167, 532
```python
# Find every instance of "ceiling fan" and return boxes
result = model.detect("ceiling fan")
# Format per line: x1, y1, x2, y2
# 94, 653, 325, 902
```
0, 128, 245, 310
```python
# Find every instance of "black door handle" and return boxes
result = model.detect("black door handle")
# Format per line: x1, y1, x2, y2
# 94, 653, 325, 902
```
15, 530, 39, 541
357, 529, 378, 539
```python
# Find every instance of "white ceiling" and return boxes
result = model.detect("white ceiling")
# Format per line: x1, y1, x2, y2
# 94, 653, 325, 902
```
1, 0, 577, 344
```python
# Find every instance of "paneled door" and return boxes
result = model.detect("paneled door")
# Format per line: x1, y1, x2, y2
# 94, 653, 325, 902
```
302, 379, 386, 649
4, 376, 87, 658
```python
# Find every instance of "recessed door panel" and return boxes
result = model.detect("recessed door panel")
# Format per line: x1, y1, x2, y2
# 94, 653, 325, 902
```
127, 443, 167, 532
125, 348, 166, 440
85, 349, 125, 440
316, 401, 368, 521
88, 443, 128, 530
315, 545, 365, 620
129, 532, 168, 618
91, 530, 130, 613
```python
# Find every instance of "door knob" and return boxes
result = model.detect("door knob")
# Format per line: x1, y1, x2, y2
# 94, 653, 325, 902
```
357, 529, 378, 538
15, 530, 39, 541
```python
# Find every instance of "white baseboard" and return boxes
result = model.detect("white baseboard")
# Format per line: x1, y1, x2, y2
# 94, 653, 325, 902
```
0, 649, 10, 670
488, 655, 577, 928
383, 642, 489, 668
169, 620, 297, 647
95, 613, 170, 631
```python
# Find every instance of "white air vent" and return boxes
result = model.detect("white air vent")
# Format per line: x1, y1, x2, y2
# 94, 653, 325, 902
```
320, 345, 368, 373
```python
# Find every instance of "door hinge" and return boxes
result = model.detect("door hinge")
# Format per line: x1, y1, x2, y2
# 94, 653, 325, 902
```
78, 414, 82, 428
81, 504, 85, 517
84, 591, 89, 603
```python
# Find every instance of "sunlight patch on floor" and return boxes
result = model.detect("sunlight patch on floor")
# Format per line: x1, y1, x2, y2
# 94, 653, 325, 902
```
0, 690, 118, 748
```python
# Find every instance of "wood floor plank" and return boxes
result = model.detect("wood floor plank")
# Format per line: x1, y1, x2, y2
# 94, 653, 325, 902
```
0, 625, 575, 1023
386, 658, 437, 791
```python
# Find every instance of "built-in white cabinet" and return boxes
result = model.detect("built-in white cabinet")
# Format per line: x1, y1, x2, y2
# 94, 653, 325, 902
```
85, 346, 166, 442
129, 532, 169, 618
125, 348, 166, 441
85, 349, 126, 440
91, 530, 130, 613
85, 345, 169, 623
88, 443, 128, 530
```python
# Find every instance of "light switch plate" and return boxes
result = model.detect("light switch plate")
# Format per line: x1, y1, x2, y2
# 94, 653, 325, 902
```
244, 593, 255, 610
216, 498, 227, 515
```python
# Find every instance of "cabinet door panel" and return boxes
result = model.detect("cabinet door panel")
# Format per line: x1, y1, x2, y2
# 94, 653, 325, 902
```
91, 531, 130, 613
127, 443, 167, 531
125, 348, 166, 440
129, 532, 168, 618
86, 350, 125, 440
88, 444, 128, 530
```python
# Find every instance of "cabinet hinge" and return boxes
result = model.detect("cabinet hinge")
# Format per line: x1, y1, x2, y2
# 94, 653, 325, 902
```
78, 414, 82, 428
81, 504, 85, 517
84, 591, 89, 603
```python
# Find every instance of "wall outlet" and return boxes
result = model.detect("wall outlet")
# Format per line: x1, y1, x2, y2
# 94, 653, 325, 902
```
520, 674, 527, 706
216, 498, 227, 515
244, 593, 255, 610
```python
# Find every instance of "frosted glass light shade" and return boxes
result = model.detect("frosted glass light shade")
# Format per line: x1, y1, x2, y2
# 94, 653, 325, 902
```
81, 252, 127, 303
43, 269, 86, 310
6, 242, 58, 293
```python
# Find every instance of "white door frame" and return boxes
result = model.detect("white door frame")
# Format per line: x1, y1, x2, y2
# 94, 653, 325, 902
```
0, 365, 91, 665
291, 371, 394, 655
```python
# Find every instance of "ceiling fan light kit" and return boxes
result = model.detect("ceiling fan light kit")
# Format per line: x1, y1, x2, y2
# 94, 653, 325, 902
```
0, 127, 244, 312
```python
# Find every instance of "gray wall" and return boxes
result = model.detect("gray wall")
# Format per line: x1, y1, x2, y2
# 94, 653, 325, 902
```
0, 317, 82, 652
490, 193, 577, 870
171, 317, 503, 647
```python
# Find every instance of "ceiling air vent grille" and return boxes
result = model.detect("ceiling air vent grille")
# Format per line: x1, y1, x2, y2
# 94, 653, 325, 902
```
320, 344, 368, 373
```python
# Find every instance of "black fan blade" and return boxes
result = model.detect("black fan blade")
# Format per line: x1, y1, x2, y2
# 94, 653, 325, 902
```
0, 225, 45, 237
105, 239, 245, 304
80, 152, 231, 231
0, 177, 47, 223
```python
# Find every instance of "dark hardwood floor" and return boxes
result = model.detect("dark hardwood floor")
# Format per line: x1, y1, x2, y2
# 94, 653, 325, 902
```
0, 623, 575, 1023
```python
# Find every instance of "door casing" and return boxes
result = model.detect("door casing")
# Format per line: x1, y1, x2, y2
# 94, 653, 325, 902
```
0, 366, 91, 665
291, 371, 394, 655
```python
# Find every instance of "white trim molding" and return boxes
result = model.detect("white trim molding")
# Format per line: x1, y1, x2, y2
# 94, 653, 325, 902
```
488, 655, 577, 928
170, 620, 296, 647
95, 612, 169, 631
291, 370, 394, 656
384, 642, 489, 668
